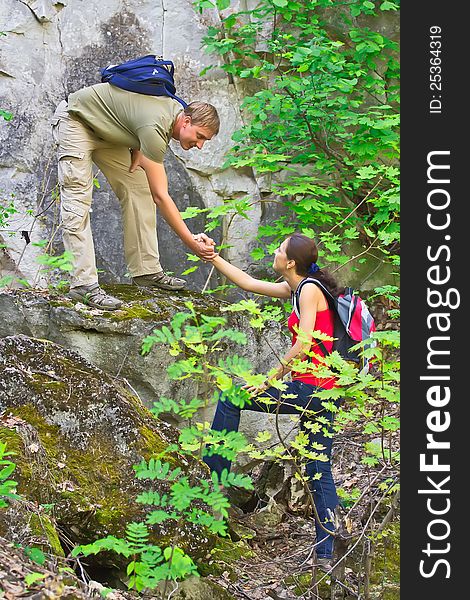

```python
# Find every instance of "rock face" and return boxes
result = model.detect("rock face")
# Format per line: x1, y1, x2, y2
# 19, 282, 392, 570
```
0, 286, 294, 467
0, 334, 214, 560
0, 287, 284, 413
0, 0, 262, 290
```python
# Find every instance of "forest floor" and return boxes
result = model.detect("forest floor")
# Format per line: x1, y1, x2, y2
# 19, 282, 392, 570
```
206, 511, 346, 600
203, 418, 400, 600
0, 413, 399, 600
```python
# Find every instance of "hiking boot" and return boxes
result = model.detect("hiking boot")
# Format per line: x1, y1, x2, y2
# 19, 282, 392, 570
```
314, 557, 334, 572
69, 283, 122, 310
301, 555, 335, 573
132, 271, 186, 291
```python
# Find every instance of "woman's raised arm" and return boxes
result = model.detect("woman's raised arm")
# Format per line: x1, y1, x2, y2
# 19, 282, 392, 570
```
212, 255, 291, 298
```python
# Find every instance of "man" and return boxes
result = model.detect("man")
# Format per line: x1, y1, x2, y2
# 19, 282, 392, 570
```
51, 81, 218, 310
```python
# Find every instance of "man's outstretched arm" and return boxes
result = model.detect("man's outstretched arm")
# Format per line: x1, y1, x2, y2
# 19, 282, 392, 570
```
130, 150, 216, 260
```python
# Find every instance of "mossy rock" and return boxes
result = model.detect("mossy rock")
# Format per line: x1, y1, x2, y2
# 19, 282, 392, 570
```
0, 498, 65, 558
198, 535, 254, 579
369, 522, 400, 599
0, 335, 214, 567
0, 534, 137, 599
0, 288, 285, 433
153, 575, 236, 600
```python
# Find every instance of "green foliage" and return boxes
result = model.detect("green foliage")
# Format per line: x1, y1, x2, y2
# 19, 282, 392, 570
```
337, 486, 361, 509
73, 308, 255, 594
321, 329, 400, 470
23, 546, 47, 566
35, 249, 75, 273
0, 441, 20, 508
141, 302, 247, 358
0, 196, 18, 231
221, 298, 284, 328
0, 192, 73, 290
193, 0, 399, 273
0, 109, 13, 121
24, 572, 47, 587
73, 522, 198, 592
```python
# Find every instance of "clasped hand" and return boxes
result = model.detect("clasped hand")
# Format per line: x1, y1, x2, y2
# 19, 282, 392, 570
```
192, 232, 218, 261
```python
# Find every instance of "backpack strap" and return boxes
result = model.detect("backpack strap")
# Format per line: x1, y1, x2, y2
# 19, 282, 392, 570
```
291, 277, 336, 357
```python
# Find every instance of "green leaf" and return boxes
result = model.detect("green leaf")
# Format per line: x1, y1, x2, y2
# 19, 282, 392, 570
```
146, 510, 178, 525
255, 431, 272, 443
0, 109, 13, 121
181, 266, 199, 276
250, 247, 265, 260
25, 572, 46, 586
380, 1, 399, 10
24, 547, 46, 566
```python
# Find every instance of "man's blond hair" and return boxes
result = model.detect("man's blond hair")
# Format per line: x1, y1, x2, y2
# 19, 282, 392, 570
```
184, 102, 220, 135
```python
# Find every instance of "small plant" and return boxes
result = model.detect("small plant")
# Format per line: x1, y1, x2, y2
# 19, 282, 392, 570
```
0, 109, 13, 121
0, 441, 20, 507
23, 546, 47, 566
0, 197, 18, 232
73, 522, 198, 592
72, 304, 255, 595
29, 241, 74, 291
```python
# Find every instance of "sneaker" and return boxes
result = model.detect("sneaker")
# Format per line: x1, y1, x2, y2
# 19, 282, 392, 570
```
69, 283, 122, 310
132, 271, 186, 291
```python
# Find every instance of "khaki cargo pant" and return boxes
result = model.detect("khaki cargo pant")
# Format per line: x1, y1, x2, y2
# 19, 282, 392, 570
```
51, 100, 162, 289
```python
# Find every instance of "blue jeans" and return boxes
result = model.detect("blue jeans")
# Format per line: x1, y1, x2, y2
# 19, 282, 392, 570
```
203, 380, 339, 559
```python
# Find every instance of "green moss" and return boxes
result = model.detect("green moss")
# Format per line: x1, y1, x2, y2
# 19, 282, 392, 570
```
161, 576, 236, 600
49, 299, 74, 308
107, 304, 162, 321
0, 407, 60, 488
0, 426, 24, 457
0, 405, 138, 539
198, 536, 254, 578
0, 335, 217, 570
369, 523, 400, 599
102, 284, 154, 303
29, 512, 65, 557
101, 284, 227, 319
137, 425, 170, 461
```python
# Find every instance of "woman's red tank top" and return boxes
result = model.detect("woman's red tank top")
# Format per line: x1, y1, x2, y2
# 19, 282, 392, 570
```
287, 307, 337, 389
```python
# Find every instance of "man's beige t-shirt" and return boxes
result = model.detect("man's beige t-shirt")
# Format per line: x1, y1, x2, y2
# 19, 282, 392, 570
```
67, 83, 183, 163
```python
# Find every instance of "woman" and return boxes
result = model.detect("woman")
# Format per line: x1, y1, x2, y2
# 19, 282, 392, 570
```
203, 233, 342, 568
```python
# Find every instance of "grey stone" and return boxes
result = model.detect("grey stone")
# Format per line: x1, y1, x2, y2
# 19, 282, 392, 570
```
0, 333, 211, 559
0, 0, 252, 291
0, 287, 295, 459
156, 576, 236, 600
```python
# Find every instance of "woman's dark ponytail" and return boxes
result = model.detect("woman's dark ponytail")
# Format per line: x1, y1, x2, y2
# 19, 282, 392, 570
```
286, 234, 343, 297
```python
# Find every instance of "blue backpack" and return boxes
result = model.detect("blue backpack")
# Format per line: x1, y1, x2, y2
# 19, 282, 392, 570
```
100, 55, 188, 108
